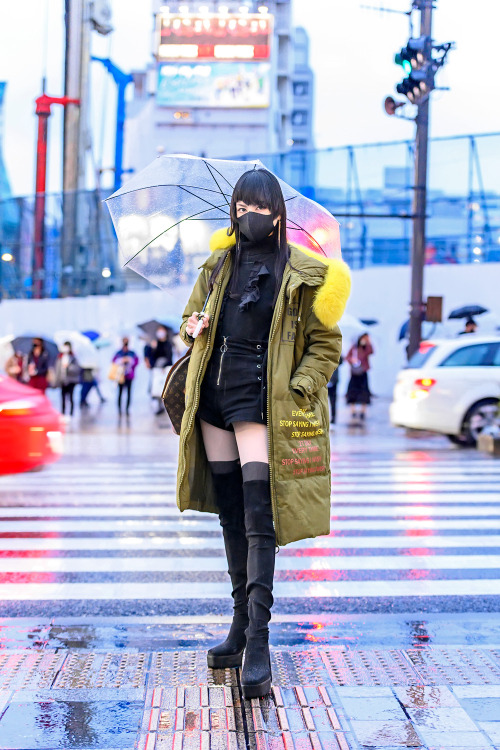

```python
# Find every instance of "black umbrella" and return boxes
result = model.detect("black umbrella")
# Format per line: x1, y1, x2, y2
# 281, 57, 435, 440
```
448, 305, 488, 320
360, 318, 378, 326
137, 319, 180, 338
11, 335, 59, 365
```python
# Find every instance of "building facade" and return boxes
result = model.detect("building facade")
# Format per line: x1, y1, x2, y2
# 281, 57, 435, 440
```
124, 0, 301, 173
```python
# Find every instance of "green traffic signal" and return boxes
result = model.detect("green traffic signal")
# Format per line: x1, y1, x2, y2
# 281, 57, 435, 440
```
395, 52, 412, 76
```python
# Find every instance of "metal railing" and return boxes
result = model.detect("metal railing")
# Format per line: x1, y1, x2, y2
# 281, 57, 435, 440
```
1, 132, 499, 299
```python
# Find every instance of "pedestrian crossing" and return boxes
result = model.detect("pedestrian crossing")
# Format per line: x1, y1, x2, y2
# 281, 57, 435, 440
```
0, 453, 499, 611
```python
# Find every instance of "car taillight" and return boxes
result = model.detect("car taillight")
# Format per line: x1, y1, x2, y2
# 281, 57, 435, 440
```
0, 398, 37, 416
419, 342, 435, 354
409, 377, 436, 400
414, 378, 436, 390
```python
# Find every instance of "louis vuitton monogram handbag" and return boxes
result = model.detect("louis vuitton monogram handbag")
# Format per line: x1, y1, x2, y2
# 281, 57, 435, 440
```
161, 347, 192, 434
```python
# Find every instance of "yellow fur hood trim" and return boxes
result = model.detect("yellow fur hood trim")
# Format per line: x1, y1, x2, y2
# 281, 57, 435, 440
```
208, 227, 351, 330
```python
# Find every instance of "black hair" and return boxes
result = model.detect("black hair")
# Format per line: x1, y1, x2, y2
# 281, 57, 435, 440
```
357, 333, 369, 347
209, 169, 290, 305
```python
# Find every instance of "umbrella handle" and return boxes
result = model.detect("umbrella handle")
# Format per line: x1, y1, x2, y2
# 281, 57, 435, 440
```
192, 316, 205, 339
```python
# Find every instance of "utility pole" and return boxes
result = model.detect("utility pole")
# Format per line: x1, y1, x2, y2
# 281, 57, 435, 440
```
61, 0, 113, 297
61, 0, 89, 297
385, 0, 452, 358
407, 0, 432, 359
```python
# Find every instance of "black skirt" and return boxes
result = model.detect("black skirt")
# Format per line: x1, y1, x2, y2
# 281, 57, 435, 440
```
197, 337, 268, 431
346, 371, 371, 405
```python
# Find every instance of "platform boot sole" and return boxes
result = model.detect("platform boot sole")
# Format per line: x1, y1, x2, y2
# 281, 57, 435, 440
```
207, 649, 244, 669
241, 674, 272, 699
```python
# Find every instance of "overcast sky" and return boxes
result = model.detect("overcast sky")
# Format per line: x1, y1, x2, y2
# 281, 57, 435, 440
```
0, 0, 498, 196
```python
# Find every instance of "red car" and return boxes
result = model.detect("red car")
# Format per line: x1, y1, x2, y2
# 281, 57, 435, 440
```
0, 374, 64, 475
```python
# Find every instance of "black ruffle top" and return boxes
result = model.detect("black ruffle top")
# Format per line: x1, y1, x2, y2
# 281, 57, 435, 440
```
216, 233, 277, 342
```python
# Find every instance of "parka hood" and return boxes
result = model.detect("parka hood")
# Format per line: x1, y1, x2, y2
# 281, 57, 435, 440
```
208, 227, 351, 330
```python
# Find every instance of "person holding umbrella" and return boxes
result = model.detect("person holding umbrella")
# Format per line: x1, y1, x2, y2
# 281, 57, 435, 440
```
459, 317, 478, 335
177, 169, 350, 698
26, 338, 50, 393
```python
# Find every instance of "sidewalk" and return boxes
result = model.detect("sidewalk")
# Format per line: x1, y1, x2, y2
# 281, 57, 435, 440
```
1, 631, 500, 749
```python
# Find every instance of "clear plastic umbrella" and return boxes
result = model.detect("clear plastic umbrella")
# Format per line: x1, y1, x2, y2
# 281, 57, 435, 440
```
105, 154, 341, 291
54, 331, 99, 369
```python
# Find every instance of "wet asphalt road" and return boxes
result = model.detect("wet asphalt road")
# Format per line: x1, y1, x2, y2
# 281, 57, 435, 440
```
0, 393, 499, 645
1, 393, 500, 750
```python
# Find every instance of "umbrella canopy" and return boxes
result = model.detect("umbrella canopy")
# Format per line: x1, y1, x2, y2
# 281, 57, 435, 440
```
359, 318, 378, 326
0, 336, 15, 371
82, 330, 100, 341
338, 314, 366, 352
137, 318, 181, 338
54, 331, 99, 368
448, 305, 489, 320
10, 335, 59, 365
105, 154, 341, 291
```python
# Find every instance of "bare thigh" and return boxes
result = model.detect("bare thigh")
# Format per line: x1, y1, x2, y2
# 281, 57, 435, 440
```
200, 420, 239, 462
233, 422, 269, 466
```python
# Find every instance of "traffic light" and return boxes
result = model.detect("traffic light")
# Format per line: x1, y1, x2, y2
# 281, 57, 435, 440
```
396, 63, 436, 103
394, 36, 434, 104
395, 36, 430, 73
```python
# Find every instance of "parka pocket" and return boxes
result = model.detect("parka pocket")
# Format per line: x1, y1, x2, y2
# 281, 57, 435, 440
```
289, 386, 310, 411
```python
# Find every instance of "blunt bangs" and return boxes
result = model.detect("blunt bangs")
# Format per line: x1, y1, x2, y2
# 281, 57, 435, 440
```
232, 169, 283, 218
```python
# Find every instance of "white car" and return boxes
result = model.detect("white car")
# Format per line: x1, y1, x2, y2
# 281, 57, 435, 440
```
390, 336, 500, 446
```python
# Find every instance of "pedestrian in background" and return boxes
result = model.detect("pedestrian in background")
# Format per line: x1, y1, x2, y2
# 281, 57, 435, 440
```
112, 337, 139, 417
26, 338, 50, 393
346, 333, 373, 426
149, 326, 173, 415
80, 367, 106, 409
5, 350, 25, 382
54, 341, 81, 416
328, 354, 343, 428
459, 317, 477, 335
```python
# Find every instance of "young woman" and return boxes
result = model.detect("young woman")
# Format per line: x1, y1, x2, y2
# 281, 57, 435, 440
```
54, 342, 81, 416
177, 169, 351, 698
26, 338, 50, 393
346, 333, 374, 425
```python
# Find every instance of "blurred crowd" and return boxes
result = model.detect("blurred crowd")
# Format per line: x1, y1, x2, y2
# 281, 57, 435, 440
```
1, 322, 188, 423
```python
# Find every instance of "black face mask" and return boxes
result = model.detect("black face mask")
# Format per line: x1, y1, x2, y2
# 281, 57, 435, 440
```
236, 211, 276, 243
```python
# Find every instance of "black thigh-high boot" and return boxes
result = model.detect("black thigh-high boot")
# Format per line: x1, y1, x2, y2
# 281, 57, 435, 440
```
207, 461, 249, 668
240, 462, 276, 699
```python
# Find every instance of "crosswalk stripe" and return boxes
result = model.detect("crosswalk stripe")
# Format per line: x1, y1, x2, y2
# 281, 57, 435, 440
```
0, 578, 499, 600
1, 452, 498, 608
1, 518, 500, 531
0, 554, 499, 572
0, 535, 500, 550
0, 504, 500, 518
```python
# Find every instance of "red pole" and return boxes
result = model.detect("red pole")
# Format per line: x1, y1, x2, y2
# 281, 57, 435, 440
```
34, 100, 50, 299
33, 94, 79, 299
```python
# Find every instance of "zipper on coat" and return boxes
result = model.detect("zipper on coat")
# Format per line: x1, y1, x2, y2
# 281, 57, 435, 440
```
216, 336, 228, 386
178, 254, 231, 508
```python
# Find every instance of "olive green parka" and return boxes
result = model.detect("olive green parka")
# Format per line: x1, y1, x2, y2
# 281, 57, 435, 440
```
176, 228, 351, 546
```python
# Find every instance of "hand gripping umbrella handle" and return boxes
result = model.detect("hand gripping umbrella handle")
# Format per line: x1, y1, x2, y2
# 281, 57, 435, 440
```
192, 289, 212, 339
192, 316, 205, 339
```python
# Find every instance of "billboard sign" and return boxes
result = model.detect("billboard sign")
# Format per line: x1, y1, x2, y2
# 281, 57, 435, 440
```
157, 12, 273, 61
157, 62, 271, 108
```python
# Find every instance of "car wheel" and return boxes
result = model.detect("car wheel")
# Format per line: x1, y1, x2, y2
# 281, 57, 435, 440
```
446, 434, 470, 447
460, 398, 500, 447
